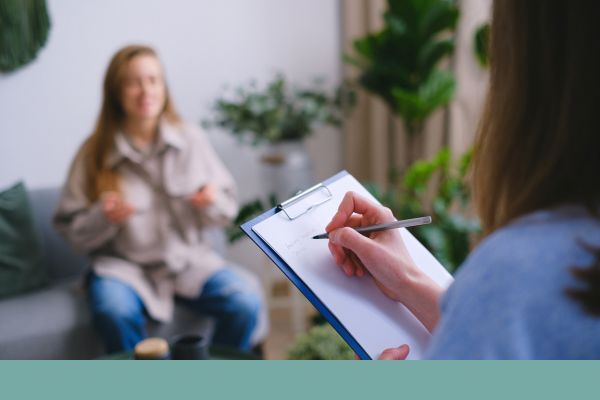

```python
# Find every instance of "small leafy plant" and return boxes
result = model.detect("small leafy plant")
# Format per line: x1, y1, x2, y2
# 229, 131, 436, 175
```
227, 194, 279, 243
204, 74, 354, 145
287, 324, 354, 360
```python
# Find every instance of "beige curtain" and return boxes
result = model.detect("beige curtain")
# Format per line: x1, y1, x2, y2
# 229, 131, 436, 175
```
340, 0, 491, 187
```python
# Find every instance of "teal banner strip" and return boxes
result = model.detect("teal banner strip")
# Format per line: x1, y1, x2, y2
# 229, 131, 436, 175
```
0, 361, 598, 399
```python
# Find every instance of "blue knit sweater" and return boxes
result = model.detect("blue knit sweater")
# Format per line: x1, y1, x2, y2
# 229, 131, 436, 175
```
427, 205, 600, 359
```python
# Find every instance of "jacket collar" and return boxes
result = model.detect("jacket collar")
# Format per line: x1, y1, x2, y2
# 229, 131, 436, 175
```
106, 118, 184, 167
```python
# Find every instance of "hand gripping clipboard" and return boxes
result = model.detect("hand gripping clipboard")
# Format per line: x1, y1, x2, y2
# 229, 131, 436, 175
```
241, 170, 453, 360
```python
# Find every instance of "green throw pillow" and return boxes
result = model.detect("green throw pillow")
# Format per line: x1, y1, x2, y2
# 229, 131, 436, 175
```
0, 182, 47, 298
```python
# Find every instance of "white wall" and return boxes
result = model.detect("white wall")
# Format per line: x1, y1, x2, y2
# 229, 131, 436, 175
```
0, 0, 342, 274
0, 0, 342, 203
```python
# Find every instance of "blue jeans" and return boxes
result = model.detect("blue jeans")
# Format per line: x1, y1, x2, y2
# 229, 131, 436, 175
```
87, 268, 260, 354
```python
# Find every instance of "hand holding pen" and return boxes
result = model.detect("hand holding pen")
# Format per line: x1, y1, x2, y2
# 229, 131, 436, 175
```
325, 191, 442, 333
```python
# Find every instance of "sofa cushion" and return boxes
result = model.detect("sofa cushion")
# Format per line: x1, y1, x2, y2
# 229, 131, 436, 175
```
0, 278, 215, 359
0, 279, 103, 359
0, 182, 48, 298
28, 187, 90, 281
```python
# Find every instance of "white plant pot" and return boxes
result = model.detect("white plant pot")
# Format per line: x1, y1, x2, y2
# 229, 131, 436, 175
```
260, 141, 314, 203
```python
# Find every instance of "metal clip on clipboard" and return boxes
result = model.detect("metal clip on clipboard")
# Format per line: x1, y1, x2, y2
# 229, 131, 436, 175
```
276, 182, 333, 220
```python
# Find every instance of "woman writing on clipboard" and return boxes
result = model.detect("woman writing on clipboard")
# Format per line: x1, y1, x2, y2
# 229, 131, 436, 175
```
54, 45, 261, 354
327, 0, 600, 359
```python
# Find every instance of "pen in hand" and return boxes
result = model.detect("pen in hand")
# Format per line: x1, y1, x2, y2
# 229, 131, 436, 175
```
312, 216, 432, 240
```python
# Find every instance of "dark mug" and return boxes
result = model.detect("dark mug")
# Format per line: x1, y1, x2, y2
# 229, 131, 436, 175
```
170, 333, 210, 360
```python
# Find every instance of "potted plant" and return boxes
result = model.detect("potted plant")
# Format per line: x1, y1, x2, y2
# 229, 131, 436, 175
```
345, 0, 459, 169
342, 0, 480, 272
204, 74, 353, 202
287, 323, 354, 360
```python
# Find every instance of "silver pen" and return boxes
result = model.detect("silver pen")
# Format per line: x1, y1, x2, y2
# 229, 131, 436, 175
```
312, 216, 432, 239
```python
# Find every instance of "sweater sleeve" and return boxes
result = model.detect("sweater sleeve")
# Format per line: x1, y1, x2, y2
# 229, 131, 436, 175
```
425, 230, 537, 360
53, 146, 119, 254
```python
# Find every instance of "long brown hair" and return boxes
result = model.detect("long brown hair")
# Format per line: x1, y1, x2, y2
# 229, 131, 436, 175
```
473, 2, 600, 312
82, 45, 180, 202
473, 1, 600, 234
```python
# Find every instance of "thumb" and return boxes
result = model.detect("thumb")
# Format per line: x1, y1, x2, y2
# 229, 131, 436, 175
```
330, 227, 375, 261
378, 345, 410, 360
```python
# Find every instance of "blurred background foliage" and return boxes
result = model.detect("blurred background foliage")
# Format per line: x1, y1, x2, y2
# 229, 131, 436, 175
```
287, 323, 353, 360
366, 148, 480, 274
345, 0, 459, 137
204, 74, 354, 145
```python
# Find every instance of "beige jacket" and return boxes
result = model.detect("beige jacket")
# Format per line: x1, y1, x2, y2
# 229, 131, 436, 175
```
53, 120, 238, 322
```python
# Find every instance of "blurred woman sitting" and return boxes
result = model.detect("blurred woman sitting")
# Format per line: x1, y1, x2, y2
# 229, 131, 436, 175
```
54, 45, 261, 354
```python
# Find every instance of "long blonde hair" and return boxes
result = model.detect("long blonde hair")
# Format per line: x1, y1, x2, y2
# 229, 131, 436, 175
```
472, 0, 600, 234
82, 45, 180, 202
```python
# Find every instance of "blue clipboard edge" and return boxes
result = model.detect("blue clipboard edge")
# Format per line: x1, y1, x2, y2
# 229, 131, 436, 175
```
240, 170, 372, 360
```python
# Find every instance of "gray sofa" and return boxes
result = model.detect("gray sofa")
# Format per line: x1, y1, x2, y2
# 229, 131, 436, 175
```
0, 187, 267, 359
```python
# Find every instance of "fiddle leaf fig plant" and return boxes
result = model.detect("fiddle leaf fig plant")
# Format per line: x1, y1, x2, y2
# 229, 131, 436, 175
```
346, 0, 459, 137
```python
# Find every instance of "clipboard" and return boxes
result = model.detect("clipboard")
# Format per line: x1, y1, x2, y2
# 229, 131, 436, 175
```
241, 170, 452, 360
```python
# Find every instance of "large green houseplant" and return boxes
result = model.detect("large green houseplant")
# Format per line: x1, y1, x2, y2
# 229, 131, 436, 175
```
346, 0, 459, 142
344, 0, 479, 273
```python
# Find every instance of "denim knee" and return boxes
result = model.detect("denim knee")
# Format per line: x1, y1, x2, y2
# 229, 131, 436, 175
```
88, 274, 146, 353
226, 290, 261, 323
88, 275, 144, 324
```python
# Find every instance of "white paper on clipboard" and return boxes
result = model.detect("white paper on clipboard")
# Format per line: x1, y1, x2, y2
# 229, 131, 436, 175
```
252, 172, 453, 359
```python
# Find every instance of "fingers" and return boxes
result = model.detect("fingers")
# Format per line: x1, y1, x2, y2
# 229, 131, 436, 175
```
101, 192, 135, 224
328, 241, 345, 265
346, 250, 366, 278
201, 184, 217, 202
346, 215, 363, 228
329, 226, 375, 265
112, 204, 135, 223
326, 191, 395, 233
326, 191, 362, 232
105, 206, 134, 224
328, 242, 365, 277
378, 345, 410, 360
190, 184, 217, 208
328, 227, 374, 278
190, 192, 204, 207
101, 191, 120, 211
337, 191, 379, 217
